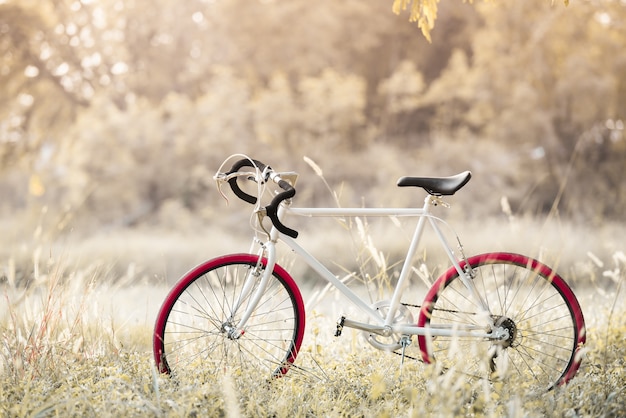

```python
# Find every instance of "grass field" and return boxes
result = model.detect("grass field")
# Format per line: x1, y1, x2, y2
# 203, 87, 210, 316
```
1, 219, 625, 417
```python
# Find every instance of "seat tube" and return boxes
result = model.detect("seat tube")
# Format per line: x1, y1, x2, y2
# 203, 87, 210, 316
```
386, 196, 431, 325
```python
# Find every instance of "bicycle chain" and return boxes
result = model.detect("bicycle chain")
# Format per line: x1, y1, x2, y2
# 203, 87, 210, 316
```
397, 301, 501, 374
393, 302, 481, 363
401, 302, 477, 316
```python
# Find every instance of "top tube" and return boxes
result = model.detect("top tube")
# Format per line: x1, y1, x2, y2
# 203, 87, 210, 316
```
285, 195, 434, 218
286, 207, 428, 217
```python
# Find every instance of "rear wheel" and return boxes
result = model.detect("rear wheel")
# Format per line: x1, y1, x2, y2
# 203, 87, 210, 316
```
417, 252, 586, 391
153, 253, 306, 379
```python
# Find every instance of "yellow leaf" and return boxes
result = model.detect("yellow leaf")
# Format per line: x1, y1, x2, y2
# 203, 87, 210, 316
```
392, 0, 438, 42
29, 174, 45, 196
420, 23, 433, 44
392, 0, 409, 14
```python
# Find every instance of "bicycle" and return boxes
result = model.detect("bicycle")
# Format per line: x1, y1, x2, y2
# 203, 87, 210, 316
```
153, 155, 586, 391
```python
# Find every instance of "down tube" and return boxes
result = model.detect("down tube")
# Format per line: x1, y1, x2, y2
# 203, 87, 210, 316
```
280, 235, 384, 323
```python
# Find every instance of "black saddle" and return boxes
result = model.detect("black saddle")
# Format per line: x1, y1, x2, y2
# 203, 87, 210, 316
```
397, 171, 471, 196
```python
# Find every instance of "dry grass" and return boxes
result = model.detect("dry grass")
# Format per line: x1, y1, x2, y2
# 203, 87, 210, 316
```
1, 219, 625, 417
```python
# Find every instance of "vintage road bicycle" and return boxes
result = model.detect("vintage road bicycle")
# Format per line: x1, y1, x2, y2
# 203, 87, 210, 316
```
153, 155, 586, 391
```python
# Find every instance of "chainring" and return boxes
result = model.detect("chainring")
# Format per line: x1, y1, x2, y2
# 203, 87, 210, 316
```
365, 300, 415, 351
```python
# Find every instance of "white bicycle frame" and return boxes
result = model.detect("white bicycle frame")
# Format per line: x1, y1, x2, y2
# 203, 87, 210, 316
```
234, 193, 496, 342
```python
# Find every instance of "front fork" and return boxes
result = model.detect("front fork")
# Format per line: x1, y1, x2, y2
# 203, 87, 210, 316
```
224, 242, 276, 339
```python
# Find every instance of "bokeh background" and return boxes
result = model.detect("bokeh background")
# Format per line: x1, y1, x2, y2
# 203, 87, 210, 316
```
2, 3, 626, 416
1, 0, 625, 276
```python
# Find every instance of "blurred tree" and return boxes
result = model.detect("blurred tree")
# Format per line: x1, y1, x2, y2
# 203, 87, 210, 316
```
118, 0, 231, 102
0, 2, 89, 171
0, 0, 229, 170
377, 60, 427, 137
425, 0, 626, 218
379, 60, 425, 115
415, 49, 473, 134
53, 65, 255, 227
251, 72, 298, 147
1, 0, 624, 230
566, 121, 626, 222
298, 69, 367, 149
370, 0, 480, 140
211, 0, 391, 81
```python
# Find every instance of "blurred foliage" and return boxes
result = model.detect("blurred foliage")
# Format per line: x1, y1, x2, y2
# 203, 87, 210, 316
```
0, 0, 625, 233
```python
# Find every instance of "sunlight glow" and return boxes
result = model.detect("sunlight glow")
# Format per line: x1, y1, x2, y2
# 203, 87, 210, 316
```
111, 62, 129, 75
53, 62, 70, 76
18, 94, 34, 107
24, 65, 39, 78
192, 12, 205, 24
594, 12, 611, 27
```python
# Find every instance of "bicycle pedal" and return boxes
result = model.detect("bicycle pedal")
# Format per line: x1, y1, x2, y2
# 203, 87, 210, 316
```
335, 316, 346, 337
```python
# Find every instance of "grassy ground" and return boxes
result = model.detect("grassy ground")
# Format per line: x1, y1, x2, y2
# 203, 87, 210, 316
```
1, 220, 625, 417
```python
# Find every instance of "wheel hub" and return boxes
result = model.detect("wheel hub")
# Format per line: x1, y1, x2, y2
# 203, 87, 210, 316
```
221, 321, 242, 340
493, 316, 517, 348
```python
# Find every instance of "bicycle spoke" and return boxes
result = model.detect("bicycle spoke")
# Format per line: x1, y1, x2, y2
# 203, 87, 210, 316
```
417, 253, 585, 391
153, 255, 305, 380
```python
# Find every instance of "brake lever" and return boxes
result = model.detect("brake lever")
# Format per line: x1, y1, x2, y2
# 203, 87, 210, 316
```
214, 173, 230, 204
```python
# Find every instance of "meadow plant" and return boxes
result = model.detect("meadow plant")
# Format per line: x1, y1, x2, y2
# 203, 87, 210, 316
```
1, 244, 625, 416
1, 179, 626, 416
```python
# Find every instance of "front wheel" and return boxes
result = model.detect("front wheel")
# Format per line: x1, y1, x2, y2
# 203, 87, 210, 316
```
417, 252, 586, 391
153, 254, 306, 380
